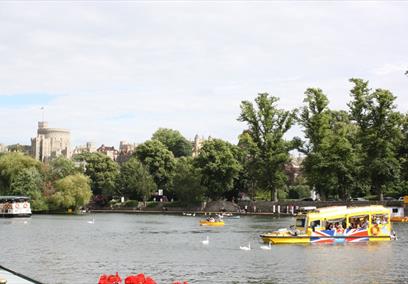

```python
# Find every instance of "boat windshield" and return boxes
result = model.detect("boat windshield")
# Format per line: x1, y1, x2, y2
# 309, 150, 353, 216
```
296, 217, 306, 228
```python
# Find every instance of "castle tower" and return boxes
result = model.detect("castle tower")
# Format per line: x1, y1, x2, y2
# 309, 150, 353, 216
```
31, 121, 71, 162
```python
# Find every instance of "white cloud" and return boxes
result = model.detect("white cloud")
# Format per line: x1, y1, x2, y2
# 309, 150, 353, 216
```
372, 64, 407, 76
0, 2, 407, 147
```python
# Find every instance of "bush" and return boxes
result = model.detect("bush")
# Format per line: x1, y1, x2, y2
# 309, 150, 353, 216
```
146, 202, 158, 208
123, 200, 139, 207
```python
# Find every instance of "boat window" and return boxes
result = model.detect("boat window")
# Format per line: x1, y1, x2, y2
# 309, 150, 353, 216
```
325, 218, 346, 231
392, 208, 399, 213
296, 218, 306, 228
372, 214, 388, 225
348, 215, 369, 229
309, 220, 321, 231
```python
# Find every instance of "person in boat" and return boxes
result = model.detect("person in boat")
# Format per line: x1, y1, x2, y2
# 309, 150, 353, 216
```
289, 225, 299, 236
207, 217, 215, 222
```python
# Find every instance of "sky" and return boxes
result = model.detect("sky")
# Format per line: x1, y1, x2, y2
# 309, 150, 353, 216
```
0, 1, 407, 148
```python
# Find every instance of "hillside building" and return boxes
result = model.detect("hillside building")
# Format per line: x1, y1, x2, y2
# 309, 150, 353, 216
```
31, 121, 71, 162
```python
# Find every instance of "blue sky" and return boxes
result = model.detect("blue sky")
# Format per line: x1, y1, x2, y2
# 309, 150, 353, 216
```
0, 2, 407, 148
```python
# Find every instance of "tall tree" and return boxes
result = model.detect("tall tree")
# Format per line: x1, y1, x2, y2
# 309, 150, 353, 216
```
237, 131, 260, 200
299, 89, 360, 200
134, 140, 175, 196
194, 139, 241, 200
173, 157, 206, 203
326, 110, 361, 199
397, 113, 408, 195
117, 157, 157, 201
238, 93, 296, 201
152, 128, 192, 157
298, 88, 332, 200
348, 78, 402, 200
74, 152, 119, 197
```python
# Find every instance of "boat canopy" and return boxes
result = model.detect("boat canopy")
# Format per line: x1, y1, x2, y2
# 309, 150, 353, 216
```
0, 196, 30, 202
306, 206, 389, 220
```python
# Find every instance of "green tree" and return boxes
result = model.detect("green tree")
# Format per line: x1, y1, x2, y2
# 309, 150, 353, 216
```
7, 144, 30, 153
49, 173, 92, 210
326, 110, 361, 200
238, 93, 297, 201
134, 140, 175, 196
117, 157, 157, 201
348, 78, 402, 200
237, 131, 260, 200
10, 167, 48, 211
0, 152, 42, 195
397, 113, 408, 195
173, 157, 206, 203
194, 139, 242, 200
47, 156, 79, 180
152, 128, 192, 157
74, 152, 119, 197
299, 89, 360, 200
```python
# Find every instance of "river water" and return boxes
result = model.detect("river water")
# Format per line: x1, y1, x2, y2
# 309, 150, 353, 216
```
1, 213, 408, 284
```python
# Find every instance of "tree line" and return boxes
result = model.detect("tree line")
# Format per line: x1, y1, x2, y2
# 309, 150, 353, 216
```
1, 78, 407, 211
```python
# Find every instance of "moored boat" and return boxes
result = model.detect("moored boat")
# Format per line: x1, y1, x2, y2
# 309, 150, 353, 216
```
260, 205, 395, 244
390, 216, 408, 222
0, 196, 32, 217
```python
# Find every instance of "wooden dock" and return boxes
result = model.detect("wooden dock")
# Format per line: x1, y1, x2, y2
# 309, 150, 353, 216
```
0, 265, 42, 284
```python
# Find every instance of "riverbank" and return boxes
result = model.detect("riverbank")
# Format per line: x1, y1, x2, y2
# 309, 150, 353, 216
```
90, 199, 406, 216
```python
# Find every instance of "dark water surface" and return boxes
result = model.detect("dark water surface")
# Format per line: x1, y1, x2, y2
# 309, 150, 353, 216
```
1, 214, 408, 284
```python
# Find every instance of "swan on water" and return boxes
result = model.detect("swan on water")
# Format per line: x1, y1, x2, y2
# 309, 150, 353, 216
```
87, 217, 95, 224
202, 236, 209, 245
240, 242, 251, 251
260, 241, 272, 250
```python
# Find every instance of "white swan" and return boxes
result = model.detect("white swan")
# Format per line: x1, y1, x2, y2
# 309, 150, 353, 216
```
260, 241, 272, 250
202, 236, 209, 245
87, 217, 95, 224
240, 242, 251, 251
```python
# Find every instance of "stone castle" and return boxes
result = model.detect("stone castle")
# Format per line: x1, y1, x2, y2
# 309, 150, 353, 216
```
31, 121, 71, 162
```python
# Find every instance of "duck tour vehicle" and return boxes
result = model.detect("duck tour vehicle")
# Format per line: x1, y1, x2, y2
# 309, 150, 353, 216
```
260, 205, 396, 244
0, 196, 32, 217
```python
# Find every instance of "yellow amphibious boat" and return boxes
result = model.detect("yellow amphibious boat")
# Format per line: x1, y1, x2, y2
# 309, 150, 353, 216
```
261, 206, 395, 244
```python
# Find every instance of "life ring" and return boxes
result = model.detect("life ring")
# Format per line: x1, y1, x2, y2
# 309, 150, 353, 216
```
15, 203, 19, 208
23, 203, 28, 208
371, 225, 380, 235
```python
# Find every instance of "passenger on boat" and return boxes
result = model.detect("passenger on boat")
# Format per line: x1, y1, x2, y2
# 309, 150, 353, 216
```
289, 225, 299, 236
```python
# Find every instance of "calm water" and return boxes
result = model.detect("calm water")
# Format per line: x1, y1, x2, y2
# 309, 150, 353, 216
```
1, 214, 408, 284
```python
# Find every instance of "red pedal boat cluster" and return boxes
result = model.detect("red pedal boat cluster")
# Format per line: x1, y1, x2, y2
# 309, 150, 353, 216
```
98, 272, 188, 284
